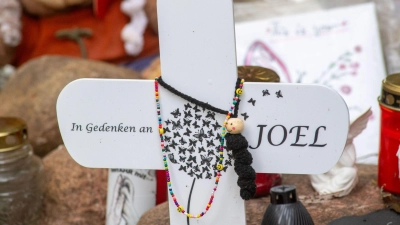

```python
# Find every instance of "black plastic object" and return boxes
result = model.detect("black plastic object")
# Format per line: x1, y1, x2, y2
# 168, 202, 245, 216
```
261, 185, 314, 225
328, 209, 400, 225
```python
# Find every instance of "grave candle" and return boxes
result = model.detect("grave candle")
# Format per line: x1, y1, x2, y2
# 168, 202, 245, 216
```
378, 73, 400, 194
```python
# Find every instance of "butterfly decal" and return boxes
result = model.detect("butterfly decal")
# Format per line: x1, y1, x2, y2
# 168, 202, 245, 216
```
227, 152, 233, 159
276, 90, 283, 98
169, 140, 178, 149
178, 146, 186, 155
241, 113, 249, 121
202, 120, 211, 128
164, 127, 171, 133
215, 133, 222, 141
168, 154, 178, 164
188, 169, 195, 177
211, 121, 221, 131
184, 103, 192, 110
188, 155, 197, 163
179, 155, 186, 163
198, 146, 206, 153
179, 137, 187, 145
172, 120, 183, 130
184, 110, 193, 118
193, 128, 208, 143
205, 172, 212, 179
186, 162, 193, 168
183, 128, 192, 137
193, 165, 200, 172
195, 173, 203, 179
206, 139, 215, 147
207, 129, 214, 137
179, 165, 187, 172
225, 159, 232, 166
193, 105, 201, 113
208, 149, 216, 156
192, 121, 200, 128
201, 155, 213, 167
165, 119, 172, 126
164, 145, 171, 153
195, 114, 202, 121
262, 89, 270, 96
189, 139, 197, 147
206, 111, 216, 120
183, 119, 191, 127
248, 98, 256, 106
202, 166, 210, 172
173, 132, 181, 138
171, 108, 181, 118
187, 146, 195, 154
164, 136, 171, 142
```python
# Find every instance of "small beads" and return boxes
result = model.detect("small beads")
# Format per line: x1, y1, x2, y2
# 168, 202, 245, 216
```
154, 77, 244, 219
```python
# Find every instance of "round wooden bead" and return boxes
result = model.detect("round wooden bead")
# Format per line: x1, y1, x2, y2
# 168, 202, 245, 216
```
226, 118, 244, 134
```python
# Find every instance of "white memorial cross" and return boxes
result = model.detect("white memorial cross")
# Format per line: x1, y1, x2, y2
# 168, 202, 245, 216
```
56, 0, 349, 224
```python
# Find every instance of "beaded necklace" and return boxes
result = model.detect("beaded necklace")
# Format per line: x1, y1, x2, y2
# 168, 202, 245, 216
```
154, 77, 244, 219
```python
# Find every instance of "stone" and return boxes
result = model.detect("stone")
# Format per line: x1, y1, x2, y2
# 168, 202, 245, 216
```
38, 145, 108, 225
137, 164, 384, 225
0, 56, 141, 156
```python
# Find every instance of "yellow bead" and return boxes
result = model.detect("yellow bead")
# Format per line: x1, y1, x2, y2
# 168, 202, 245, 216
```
197, 214, 201, 218
177, 206, 184, 212
159, 128, 164, 134
216, 164, 224, 171
236, 88, 243, 95
187, 213, 191, 218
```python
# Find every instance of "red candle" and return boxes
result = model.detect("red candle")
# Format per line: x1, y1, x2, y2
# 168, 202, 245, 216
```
378, 74, 400, 194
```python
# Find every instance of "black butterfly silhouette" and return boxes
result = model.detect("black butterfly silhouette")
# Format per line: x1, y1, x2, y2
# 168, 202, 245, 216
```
198, 146, 206, 153
193, 105, 201, 113
206, 139, 215, 147
208, 149, 216, 156
192, 121, 200, 128
211, 121, 221, 131
164, 127, 171, 133
262, 89, 270, 96
171, 108, 181, 118
193, 128, 208, 142
202, 166, 210, 172
225, 159, 232, 166
188, 155, 197, 163
164, 136, 171, 142
195, 114, 202, 121
179, 155, 186, 162
276, 90, 283, 98
179, 165, 187, 172
227, 152, 233, 159
248, 98, 256, 106
187, 146, 195, 154
183, 128, 192, 136
189, 139, 197, 147
195, 173, 203, 179
202, 120, 211, 128
184, 103, 192, 110
165, 119, 172, 126
172, 120, 183, 130
173, 132, 181, 138
207, 129, 214, 137
186, 162, 193, 168
193, 165, 200, 172
184, 110, 193, 118
201, 155, 213, 166
178, 146, 186, 155
179, 137, 187, 145
168, 154, 178, 164
183, 119, 191, 127
188, 169, 195, 177
206, 111, 216, 120
169, 140, 178, 149
164, 145, 171, 152
205, 172, 212, 179
215, 133, 222, 141
241, 113, 249, 121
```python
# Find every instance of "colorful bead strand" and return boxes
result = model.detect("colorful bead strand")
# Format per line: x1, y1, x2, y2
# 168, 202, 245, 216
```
154, 78, 244, 218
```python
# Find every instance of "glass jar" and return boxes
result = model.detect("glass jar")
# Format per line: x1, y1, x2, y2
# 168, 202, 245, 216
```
378, 74, 400, 194
0, 117, 44, 224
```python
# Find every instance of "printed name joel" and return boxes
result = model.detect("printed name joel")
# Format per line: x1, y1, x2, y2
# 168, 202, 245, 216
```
70, 123, 153, 133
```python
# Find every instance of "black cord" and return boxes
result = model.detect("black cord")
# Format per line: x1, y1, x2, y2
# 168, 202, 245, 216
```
186, 178, 196, 225
157, 76, 241, 115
